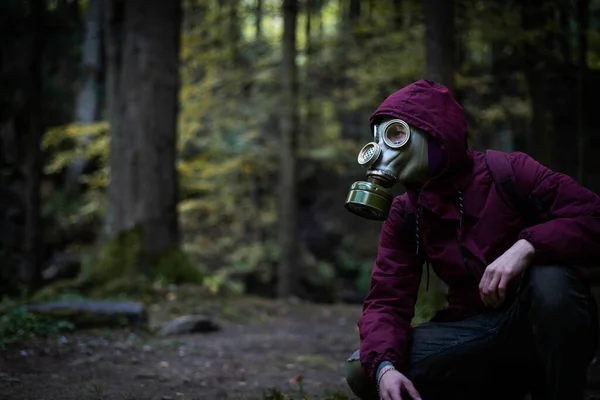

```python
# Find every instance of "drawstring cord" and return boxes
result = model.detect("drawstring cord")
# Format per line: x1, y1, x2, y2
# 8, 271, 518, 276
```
456, 190, 476, 280
425, 261, 431, 292
414, 206, 431, 292
415, 191, 466, 292
458, 190, 464, 228
415, 206, 421, 256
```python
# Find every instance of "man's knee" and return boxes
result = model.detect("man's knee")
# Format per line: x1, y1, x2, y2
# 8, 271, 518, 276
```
527, 265, 589, 312
525, 265, 597, 334
344, 350, 378, 400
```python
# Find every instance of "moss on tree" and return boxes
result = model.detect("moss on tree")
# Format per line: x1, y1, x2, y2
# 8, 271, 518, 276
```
79, 227, 203, 297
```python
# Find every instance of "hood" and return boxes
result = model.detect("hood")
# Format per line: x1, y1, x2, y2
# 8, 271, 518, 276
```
369, 80, 470, 178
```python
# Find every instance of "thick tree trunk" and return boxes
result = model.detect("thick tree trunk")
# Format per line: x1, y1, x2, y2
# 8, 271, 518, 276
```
104, 0, 181, 261
104, 0, 125, 238
67, 0, 103, 189
277, 0, 299, 298
18, 0, 45, 290
422, 0, 456, 306
520, 0, 553, 167
423, 0, 456, 92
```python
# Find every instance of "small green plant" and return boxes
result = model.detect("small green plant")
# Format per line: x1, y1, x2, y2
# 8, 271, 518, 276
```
260, 378, 351, 400
0, 306, 75, 347
87, 381, 106, 400
262, 388, 289, 400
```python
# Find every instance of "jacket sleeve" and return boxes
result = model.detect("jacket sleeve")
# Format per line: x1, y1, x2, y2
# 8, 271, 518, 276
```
511, 152, 600, 265
358, 196, 423, 381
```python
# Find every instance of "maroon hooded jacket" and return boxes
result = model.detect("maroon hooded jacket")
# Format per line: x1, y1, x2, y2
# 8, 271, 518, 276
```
358, 80, 600, 380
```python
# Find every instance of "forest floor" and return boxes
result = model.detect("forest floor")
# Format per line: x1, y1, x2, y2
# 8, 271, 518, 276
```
0, 287, 362, 400
3, 285, 600, 400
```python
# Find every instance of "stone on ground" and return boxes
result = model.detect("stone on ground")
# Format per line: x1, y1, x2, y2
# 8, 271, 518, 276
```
159, 315, 220, 336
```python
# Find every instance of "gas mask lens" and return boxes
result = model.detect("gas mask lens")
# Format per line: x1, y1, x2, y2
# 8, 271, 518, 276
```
382, 119, 410, 148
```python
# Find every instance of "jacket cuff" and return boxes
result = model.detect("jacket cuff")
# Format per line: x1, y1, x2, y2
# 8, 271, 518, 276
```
376, 361, 394, 380
362, 348, 401, 382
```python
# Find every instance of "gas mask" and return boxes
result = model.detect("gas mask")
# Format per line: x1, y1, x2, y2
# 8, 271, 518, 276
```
345, 118, 429, 221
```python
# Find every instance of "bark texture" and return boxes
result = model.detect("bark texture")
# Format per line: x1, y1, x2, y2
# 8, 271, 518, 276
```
277, 0, 299, 298
104, 0, 182, 263
423, 0, 456, 92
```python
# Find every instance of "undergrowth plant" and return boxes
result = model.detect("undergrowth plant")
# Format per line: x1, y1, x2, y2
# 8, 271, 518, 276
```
0, 306, 74, 348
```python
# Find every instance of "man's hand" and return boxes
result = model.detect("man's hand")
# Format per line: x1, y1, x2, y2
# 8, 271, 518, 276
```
378, 367, 422, 400
479, 239, 535, 308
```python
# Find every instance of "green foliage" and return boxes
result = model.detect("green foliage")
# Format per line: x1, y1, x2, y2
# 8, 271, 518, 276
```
412, 273, 448, 327
43, 122, 110, 188
39, 0, 600, 302
260, 378, 350, 400
40, 0, 428, 299
0, 306, 75, 348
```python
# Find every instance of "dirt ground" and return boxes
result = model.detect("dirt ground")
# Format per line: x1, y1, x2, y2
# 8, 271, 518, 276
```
3, 289, 600, 400
0, 295, 362, 400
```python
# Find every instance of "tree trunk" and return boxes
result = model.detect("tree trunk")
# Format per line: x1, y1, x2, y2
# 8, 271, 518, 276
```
423, 0, 456, 92
228, 0, 240, 63
349, 0, 360, 25
304, 0, 317, 149
277, 0, 299, 298
76, 0, 103, 124
104, 0, 125, 238
104, 0, 181, 261
255, 0, 262, 41
18, 0, 45, 290
393, 0, 403, 28
520, 0, 553, 167
422, 0, 456, 307
576, 0, 589, 184
317, 0, 324, 38
67, 0, 103, 190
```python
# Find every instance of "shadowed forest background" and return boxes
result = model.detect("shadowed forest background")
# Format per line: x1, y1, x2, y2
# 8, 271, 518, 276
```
2, 0, 600, 399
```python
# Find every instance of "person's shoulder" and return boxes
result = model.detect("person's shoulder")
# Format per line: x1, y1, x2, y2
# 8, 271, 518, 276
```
390, 193, 408, 212
386, 193, 412, 221
477, 149, 541, 170
507, 150, 536, 162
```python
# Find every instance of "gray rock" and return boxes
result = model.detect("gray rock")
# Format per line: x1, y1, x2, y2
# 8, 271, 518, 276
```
159, 315, 220, 336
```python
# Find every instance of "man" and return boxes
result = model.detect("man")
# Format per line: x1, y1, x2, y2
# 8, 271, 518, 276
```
343, 80, 600, 400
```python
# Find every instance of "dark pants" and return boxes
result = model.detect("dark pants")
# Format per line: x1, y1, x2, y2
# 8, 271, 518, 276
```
345, 265, 599, 400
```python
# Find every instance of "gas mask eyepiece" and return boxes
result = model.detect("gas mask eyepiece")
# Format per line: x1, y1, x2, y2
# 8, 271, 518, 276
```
381, 118, 411, 148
